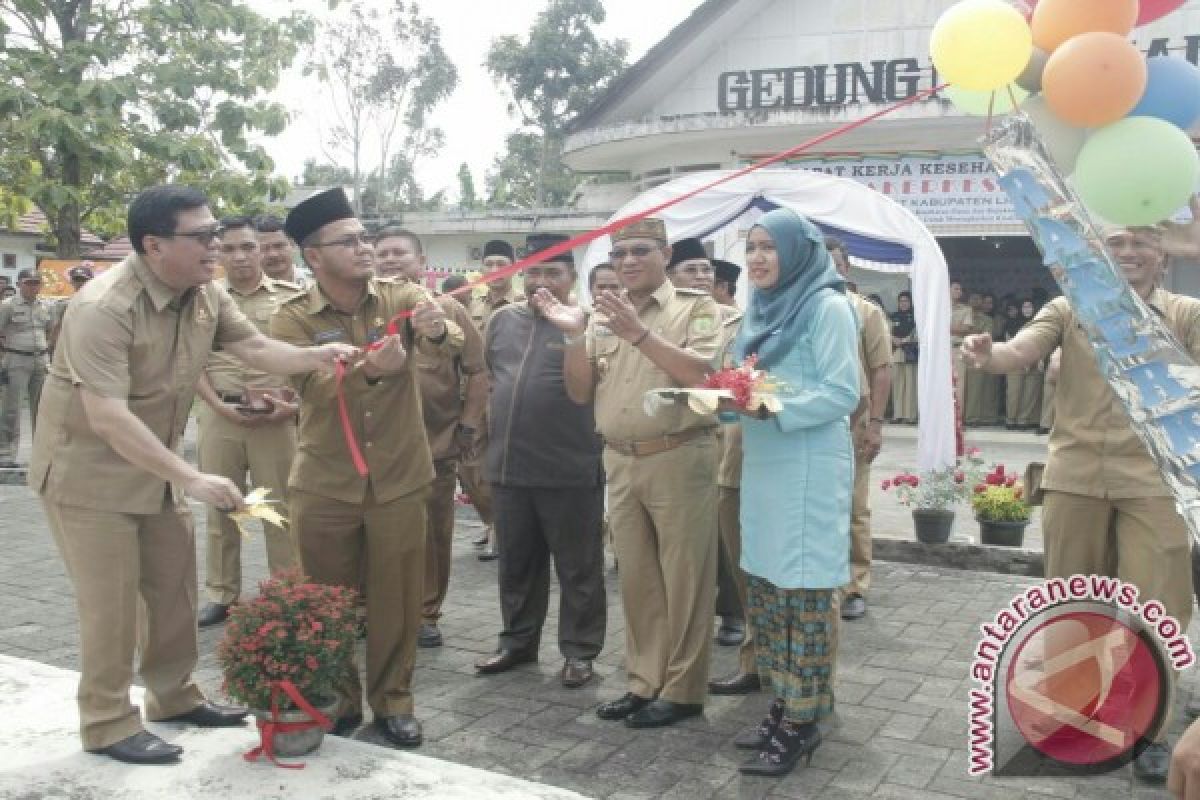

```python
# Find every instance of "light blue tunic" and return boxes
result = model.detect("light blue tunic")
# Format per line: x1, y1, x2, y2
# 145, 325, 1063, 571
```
739, 290, 861, 590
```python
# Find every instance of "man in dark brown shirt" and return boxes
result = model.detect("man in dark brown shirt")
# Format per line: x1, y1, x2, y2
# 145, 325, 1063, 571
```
474, 234, 606, 689
271, 189, 463, 749
373, 225, 487, 649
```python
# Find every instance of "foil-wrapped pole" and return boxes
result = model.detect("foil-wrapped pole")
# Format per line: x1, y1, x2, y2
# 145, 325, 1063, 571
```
984, 114, 1200, 543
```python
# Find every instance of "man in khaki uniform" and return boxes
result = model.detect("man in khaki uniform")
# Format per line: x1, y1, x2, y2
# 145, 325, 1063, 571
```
271, 188, 462, 749
963, 227, 1195, 784
255, 214, 311, 290
950, 280, 973, 416
49, 263, 95, 353
534, 217, 721, 729
826, 237, 892, 621
462, 239, 517, 558
0, 269, 53, 467
194, 216, 305, 628
373, 225, 487, 648
30, 185, 356, 764
964, 291, 999, 425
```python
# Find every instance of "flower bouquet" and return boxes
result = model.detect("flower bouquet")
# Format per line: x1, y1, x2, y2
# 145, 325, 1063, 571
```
643, 355, 784, 417
217, 569, 359, 763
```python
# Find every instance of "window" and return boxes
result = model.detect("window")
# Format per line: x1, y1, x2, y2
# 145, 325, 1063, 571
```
2, 254, 14, 269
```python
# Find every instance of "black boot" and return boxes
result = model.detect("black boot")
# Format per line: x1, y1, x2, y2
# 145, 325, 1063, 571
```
739, 720, 821, 777
733, 697, 784, 750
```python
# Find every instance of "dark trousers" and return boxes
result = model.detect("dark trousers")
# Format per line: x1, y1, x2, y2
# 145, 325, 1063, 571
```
493, 484, 606, 660
715, 524, 745, 621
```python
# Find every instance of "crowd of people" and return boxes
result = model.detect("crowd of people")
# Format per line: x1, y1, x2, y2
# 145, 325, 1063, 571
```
13, 181, 1200, 791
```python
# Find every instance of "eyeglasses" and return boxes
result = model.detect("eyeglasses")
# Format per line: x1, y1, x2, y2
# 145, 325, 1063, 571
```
609, 245, 659, 261
675, 265, 714, 276
313, 233, 372, 249
170, 227, 221, 247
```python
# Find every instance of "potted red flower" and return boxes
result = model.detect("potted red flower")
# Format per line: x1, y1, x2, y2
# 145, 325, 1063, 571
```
217, 569, 359, 759
971, 464, 1032, 547
883, 448, 986, 543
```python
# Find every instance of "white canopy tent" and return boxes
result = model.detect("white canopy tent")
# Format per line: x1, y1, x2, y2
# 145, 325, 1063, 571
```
581, 168, 955, 471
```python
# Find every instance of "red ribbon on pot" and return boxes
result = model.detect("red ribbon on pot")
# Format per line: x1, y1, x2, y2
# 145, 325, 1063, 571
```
243, 679, 333, 769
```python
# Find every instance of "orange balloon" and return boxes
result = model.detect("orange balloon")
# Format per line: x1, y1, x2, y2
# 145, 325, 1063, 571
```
1043, 32, 1147, 128
1032, 0, 1138, 52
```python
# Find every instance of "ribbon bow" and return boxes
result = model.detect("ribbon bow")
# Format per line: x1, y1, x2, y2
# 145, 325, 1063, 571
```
242, 679, 333, 769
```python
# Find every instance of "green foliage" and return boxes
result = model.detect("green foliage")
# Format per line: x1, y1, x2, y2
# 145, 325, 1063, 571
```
308, 0, 457, 216
972, 486, 1031, 522
301, 159, 354, 187
485, 0, 628, 208
456, 163, 478, 210
0, 0, 314, 255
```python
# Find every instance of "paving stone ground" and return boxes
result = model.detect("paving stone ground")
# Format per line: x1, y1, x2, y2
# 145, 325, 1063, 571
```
0, 419, 1194, 798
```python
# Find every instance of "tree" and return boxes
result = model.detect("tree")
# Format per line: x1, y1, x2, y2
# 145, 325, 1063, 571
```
485, 0, 628, 208
0, 1, 311, 255
456, 163, 478, 210
310, 0, 457, 216
301, 159, 354, 187
486, 132, 578, 209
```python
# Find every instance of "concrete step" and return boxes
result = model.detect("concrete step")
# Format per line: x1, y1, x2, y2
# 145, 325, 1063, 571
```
0, 654, 588, 799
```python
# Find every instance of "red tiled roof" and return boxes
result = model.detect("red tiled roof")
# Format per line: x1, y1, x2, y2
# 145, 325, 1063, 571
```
86, 236, 132, 260
11, 209, 106, 248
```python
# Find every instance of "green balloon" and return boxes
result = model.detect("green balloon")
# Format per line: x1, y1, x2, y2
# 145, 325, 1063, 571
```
1074, 117, 1200, 227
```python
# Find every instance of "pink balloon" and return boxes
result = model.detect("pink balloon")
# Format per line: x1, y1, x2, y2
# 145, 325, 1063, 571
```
1138, 0, 1186, 25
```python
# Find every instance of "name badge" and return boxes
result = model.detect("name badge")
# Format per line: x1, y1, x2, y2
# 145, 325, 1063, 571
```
314, 329, 346, 344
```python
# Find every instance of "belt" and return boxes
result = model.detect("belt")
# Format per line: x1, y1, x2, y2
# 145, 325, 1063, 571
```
3, 347, 47, 357
604, 426, 715, 458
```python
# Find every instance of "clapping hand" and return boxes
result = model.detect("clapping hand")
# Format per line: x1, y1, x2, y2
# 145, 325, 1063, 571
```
592, 290, 648, 343
1157, 195, 1200, 260
530, 288, 586, 335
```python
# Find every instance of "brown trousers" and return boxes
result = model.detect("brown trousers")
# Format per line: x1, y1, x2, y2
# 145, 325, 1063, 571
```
717, 486, 756, 674
890, 362, 918, 422
845, 423, 872, 597
1004, 371, 1042, 427
292, 485, 428, 717
44, 499, 205, 749
197, 406, 297, 604
604, 436, 718, 704
1042, 490, 1193, 739
422, 459, 459, 624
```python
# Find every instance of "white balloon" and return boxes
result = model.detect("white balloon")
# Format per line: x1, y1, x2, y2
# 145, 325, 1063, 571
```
1022, 95, 1089, 174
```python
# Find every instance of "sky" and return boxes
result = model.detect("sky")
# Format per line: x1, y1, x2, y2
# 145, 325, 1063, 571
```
262, 0, 702, 203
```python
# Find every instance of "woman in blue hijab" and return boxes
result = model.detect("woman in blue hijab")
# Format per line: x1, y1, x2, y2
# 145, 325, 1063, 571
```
729, 208, 861, 777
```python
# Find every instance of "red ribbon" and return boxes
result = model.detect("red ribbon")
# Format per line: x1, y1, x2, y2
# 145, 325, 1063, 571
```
242, 680, 333, 769
337, 84, 947, 474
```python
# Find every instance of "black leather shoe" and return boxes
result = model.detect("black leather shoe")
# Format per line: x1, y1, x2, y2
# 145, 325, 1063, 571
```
89, 731, 182, 765
377, 715, 422, 748
159, 702, 248, 727
716, 618, 745, 647
739, 721, 821, 776
417, 623, 443, 648
561, 658, 594, 688
734, 698, 785, 750
841, 594, 867, 621
708, 672, 762, 695
596, 692, 653, 721
625, 699, 703, 729
475, 648, 537, 674
330, 713, 362, 737
1134, 742, 1171, 784
196, 603, 229, 628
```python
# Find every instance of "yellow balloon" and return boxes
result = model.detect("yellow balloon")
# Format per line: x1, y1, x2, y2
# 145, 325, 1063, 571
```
945, 84, 1030, 116
931, 0, 1034, 91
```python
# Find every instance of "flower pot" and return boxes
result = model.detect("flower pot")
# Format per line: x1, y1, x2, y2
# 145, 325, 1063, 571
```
912, 509, 955, 544
250, 696, 338, 758
978, 518, 1028, 547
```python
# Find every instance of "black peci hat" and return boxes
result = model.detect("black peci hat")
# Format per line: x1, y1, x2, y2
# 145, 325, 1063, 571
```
525, 233, 573, 264
668, 237, 708, 269
284, 188, 356, 245
713, 259, 742, 284
482, 240, 515, 262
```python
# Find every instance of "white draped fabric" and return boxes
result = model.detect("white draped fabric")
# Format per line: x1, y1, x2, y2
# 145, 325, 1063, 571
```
582, 169, 955, 472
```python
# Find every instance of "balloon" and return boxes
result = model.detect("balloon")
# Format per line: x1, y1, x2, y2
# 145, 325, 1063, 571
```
1074, 117, 1200, 226
1016, 48, 1049, 92
930, 0, 1033, 91
1043, 33, 1147, 128
1031, 0, 1137, 52
1021, 95, 1089, 173
1130, 56, 1200, 130
1138, 0, 1187, 26
946, 84, 1030, 116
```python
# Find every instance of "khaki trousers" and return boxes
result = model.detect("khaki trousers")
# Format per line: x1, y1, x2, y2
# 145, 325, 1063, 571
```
422, 459, 459, 624
1042, 490, 1192, 739
718, 486, 756, 674
292, 485, 428, 717
845, 422, 872, 597
604, 436, 718, 704
891, 362, 918, 422
197, 406, 297, 604
44, 499, 205, 750
964, 367, 998, 425
952, 350, 966, 420
0, 355, 45, 459
1004, 371, 1042, 427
